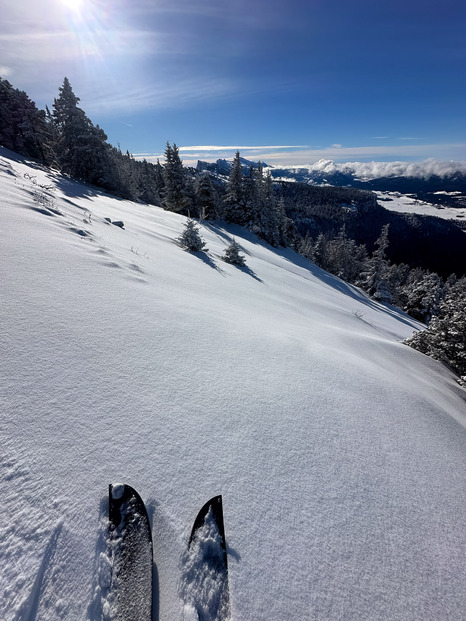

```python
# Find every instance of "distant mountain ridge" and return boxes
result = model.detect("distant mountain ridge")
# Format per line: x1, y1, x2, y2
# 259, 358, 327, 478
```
197, 157, 466, 208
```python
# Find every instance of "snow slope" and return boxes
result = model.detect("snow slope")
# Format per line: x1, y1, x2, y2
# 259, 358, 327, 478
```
1, 147, 466, 621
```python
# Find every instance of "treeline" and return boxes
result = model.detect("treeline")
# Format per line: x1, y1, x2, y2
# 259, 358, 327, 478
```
0, 77, 164, 202
0, 75, 293, 244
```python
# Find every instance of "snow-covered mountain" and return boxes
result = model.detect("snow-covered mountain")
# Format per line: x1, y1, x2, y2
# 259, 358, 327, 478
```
1, 147, 466, 621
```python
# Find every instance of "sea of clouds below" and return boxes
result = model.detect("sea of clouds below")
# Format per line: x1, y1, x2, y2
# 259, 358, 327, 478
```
302, 159, 466, 180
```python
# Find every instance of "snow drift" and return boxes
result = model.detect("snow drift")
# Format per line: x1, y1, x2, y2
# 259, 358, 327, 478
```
1, 147, 465, 620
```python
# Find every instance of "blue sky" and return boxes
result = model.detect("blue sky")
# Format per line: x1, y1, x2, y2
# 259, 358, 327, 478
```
1, 0, 465, 166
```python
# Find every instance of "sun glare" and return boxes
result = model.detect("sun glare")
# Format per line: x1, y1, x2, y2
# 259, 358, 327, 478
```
61, 0, 84, 12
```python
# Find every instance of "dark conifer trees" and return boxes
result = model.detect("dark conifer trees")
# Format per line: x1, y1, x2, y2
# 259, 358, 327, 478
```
405, 277, 466, 377
52, 77, 108, 184
196, 173, 218, 220
163, 142, 190, 214
223, 151, 245, 223
361, 224, 392, 302
0, 77, 52, 163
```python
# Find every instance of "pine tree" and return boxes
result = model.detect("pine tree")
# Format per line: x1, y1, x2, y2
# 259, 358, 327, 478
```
196, 173, 218, 220
222, 238, 246, 266
0, 77, 52, 163
274, 197, 292, 247
403, 270, 444, 324
177, 219, 206, 252
249, 165, 280, 244
405, 278, 466, 377
52, 77, 108, 183
326, 226, 368, 283
298, 232, 314, 260
163, 142, 190, 213
154, 159, 165, 204
313, 233, 329, 270
361, 224, 392, 302
223, 151, 245, 223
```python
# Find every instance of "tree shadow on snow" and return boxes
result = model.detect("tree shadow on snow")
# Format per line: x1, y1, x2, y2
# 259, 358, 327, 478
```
237, 263, 264, 284
272, 244, 420, 330
204, 220, 419, 330
193, 250, 227, 274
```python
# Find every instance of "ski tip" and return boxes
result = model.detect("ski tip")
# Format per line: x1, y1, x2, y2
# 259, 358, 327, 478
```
108, 483, 152, 540
189, 495, 225, 547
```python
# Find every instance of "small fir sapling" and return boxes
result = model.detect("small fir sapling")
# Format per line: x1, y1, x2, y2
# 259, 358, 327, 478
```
177, 219, 206, 252
222, 238, 246, 266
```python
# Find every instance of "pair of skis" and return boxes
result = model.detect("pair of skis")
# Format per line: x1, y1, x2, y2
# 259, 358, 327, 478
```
108, 484, 230, 621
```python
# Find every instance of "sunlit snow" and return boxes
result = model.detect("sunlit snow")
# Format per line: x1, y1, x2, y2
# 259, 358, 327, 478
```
1, 147, 465, 620
375, 191, 466, 221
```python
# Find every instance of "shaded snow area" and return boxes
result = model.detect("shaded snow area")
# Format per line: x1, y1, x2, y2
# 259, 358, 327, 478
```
1, 147, 466, 620
375, 191, 466, 221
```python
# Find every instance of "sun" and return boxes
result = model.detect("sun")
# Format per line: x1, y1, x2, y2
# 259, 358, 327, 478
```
60, 0, 84, 12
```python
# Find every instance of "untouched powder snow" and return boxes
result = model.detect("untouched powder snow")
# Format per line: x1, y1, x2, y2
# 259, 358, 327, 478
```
1, 147, 466, 620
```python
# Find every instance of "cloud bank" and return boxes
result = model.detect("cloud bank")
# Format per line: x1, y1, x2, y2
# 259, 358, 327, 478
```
304, 159, 466, 180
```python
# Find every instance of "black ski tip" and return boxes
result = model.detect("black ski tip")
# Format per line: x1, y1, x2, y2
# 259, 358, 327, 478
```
186, 495, 231, 619
189, 495, 227, 560
108, 483, 153, 544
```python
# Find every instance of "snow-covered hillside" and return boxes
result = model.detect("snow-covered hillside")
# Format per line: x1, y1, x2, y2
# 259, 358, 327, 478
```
1, 147, 466, 621
376, 191, 466, 221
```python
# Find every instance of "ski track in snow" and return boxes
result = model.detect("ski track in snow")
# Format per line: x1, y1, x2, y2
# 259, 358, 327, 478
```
1, 148, 466, 620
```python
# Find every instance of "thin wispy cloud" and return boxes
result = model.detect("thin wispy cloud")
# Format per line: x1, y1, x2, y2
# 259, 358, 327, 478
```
179, 145, 308, 151
136, 143, 466, 167
86, 77, 241, 115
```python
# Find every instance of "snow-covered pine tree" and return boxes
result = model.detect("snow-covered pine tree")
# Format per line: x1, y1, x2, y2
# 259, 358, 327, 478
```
387, 262, 411, 309
137, 158, 161, 204
177, 219, 207, 252
249, 165, 280, 244
154, 159, 165, 204
241, 164, 257, 226
196, 173, 218, 220
312, 233, 329, 270
405, 277, 466, 378
403, 270, 444, 324
52, 78, 108, 184
223, 151, 245, 223
361, 223, 392, 302
325, 226, 368, 283
298, 232, 314, 260
0, 77, 52, 163
222, 238, 246, 266
274, 197, 293, 247
163, 142, 190, 214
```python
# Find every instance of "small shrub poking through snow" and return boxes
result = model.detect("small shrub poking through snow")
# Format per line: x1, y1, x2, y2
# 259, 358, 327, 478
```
222, 239, 246, 266
178, 219, 206, 252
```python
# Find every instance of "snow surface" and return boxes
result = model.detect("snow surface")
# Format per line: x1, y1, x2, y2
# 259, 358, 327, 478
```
1, 147, 466, 620
375, 191, 466, 221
